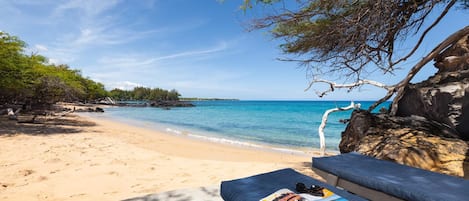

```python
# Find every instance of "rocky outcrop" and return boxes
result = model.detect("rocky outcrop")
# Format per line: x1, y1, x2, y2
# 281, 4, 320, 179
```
395, 70, 469, 140
434, 34, 469, 72
149, 100, 194, 108
340, 32, 469, 178
113, 101, 195, 108
395, 33, 469, 140
340, 110, 469, 179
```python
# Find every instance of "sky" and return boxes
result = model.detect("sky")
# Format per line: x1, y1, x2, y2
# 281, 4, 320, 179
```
1, 0, 468, 100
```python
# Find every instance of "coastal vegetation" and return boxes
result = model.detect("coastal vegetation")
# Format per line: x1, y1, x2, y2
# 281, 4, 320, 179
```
180, 97, 239, 101
0, 32, 107, 106
109, 87, 180, 101
0, 31, 182, 109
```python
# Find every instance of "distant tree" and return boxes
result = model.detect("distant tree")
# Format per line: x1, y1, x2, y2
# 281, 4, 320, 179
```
109, 89, 130, 100
244, 0, 469, 114
82, 79, 108, 101
168, 89, 181, 101
149, 88, 165, 100
109, 87, 180, 101
132, 87, 149, 100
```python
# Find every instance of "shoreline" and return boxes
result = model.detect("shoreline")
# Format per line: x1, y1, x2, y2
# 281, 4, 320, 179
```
79, 113, 327, 162
78, 107, 340, 157
90, 101, 350, 151
0, 112, 324, 201
79, 112, 330, 157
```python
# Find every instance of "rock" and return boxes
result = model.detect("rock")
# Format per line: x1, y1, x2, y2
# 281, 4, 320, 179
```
434, 34, 469, 72
395, 70, 469, 140
149, 101, 194, 108
339, 30, 469, 179
340, 110, 469, 178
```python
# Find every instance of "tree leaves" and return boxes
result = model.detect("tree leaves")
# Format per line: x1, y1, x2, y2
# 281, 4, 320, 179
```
247, 0, 464, 81
0, 31, 108, 106
109, 87, 180, 101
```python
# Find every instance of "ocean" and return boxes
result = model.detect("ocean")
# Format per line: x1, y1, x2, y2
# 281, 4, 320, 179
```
98, 100, 389, 153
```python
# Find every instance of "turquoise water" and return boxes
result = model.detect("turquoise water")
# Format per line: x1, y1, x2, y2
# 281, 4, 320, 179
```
101, 101, 388, 152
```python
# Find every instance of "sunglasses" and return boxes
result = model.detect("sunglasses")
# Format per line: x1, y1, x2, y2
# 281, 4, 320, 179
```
295, 182, 325, 197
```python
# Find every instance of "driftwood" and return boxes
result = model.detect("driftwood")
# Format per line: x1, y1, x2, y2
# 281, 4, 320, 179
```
318, 102, 360, 156
6, 108, 21, 120
17, 115, 38, 124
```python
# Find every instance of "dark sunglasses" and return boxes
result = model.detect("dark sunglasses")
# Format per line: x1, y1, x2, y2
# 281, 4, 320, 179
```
295, 182, 325, 197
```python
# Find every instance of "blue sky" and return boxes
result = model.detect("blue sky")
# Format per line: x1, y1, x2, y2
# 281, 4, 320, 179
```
1, 1, 468, 100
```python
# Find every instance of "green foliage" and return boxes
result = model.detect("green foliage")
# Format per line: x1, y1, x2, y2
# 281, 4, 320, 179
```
0, 32, 32, 102
241, 0, 279, 10
246, 0, 468, 81
0, 31, 108, 106
0, 31, 182, 106
109, 87, 180, 101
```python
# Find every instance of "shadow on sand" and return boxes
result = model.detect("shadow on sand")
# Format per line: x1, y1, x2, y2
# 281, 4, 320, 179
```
122, 161, 317, 201
0, 114, 96, 136
122, 186, 222, 201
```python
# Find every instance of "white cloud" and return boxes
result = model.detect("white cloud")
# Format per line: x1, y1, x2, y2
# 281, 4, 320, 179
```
53, 0, 120, 21
68, 26, 162, 47
42, 47, 77, 65
48, 58, 60, 65
107, 81, 145, 90
48, 0, 157, 48
97, 42, 229, 69
153, 42, 228, 61
34, 44, 48, 52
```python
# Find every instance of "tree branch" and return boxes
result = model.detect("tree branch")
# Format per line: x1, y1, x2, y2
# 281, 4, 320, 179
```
306, 78, 392, 98
391, 0, 456, 66
318, 101, 361, 156
389, 25, 469, 115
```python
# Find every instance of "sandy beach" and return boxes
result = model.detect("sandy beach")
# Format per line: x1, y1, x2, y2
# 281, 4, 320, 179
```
0, 112, 321, 201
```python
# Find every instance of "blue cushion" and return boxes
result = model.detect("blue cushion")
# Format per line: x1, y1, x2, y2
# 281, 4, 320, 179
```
220, 168, 366, 201
313, 152, 469, 201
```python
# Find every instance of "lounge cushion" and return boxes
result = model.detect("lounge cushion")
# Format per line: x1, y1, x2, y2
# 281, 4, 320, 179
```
220, 168, 366, 201
313, 152, 469, 201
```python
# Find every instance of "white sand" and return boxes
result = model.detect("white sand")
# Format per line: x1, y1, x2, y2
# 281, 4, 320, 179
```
0, 113, 322, 201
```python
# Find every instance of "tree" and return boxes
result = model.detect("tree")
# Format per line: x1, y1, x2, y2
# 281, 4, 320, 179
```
0, 31, 110, 107
0, 32, 33, 103
168, 89, 181, 101
109, 89, 131, 100
33, 76, 70, 105
0, 31, 182, 107
244, 0, 469, 114
108, 87, 180, 101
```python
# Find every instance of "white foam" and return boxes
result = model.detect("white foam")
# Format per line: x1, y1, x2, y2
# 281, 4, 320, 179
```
165, 128, 183, 135
164, 127, 308, 155
270, 147, 306, 155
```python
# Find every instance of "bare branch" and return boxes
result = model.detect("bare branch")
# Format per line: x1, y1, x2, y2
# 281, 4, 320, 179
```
305, 78, 392, 98
318, 101, 361, 156
367, 87, 396, 112
391, 0, 457, 66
